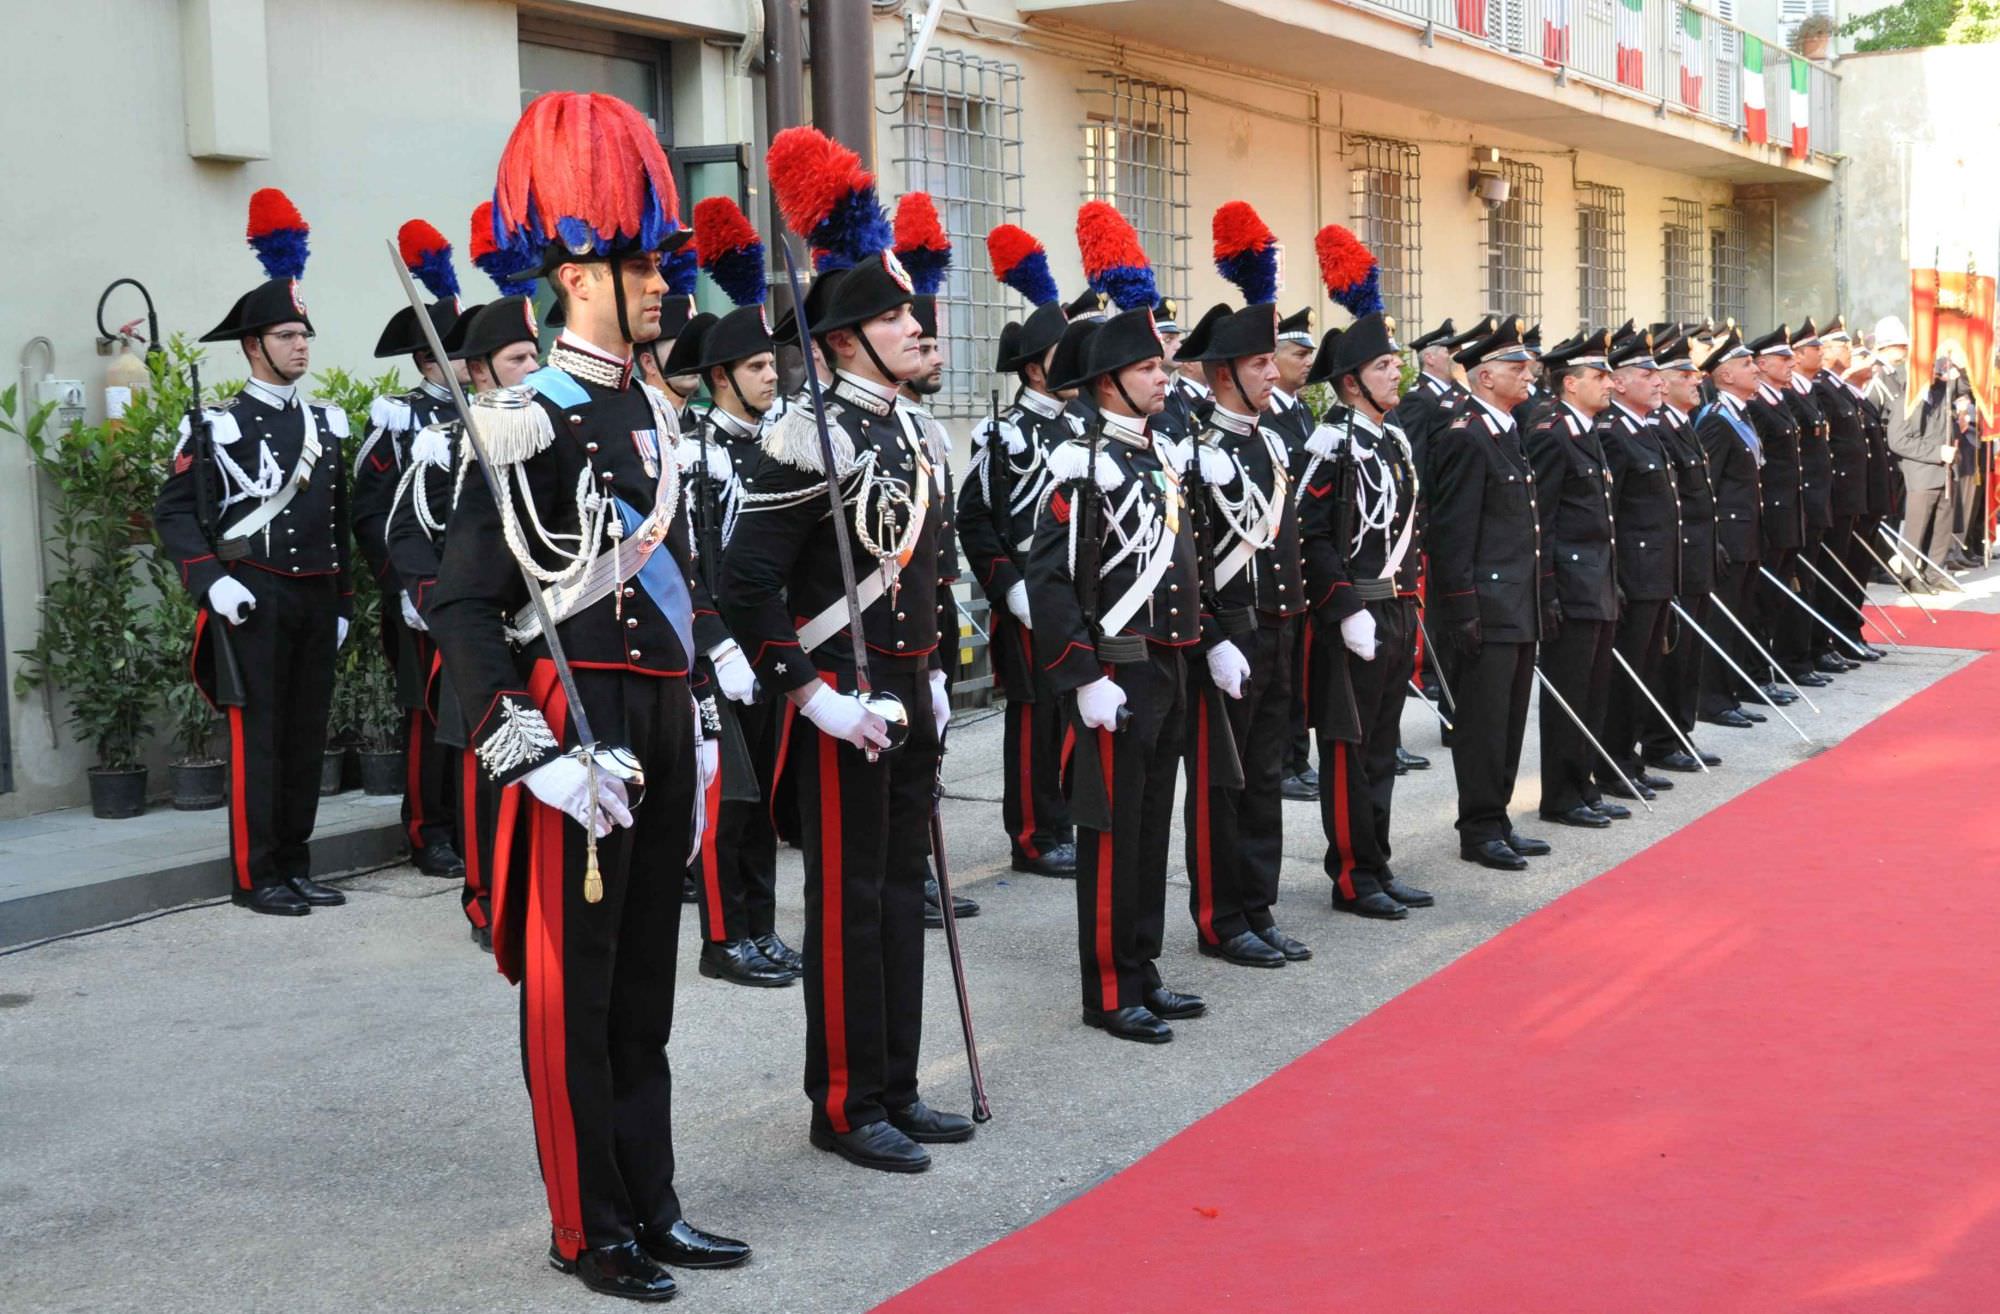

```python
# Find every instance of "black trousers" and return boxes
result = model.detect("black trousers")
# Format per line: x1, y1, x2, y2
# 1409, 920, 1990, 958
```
1700, 562, 1759, 713
690, 696, 780, 942
1449, 638, 1534, 845
518, 666, 695, 1260
1603, 598, 1669, 777
1817, 516, 1866, 645
1644, 594, 1707, 762
790, 667, 938, 1134
1184, 620, 1292, 944
1320, 598, 1413, 900
1075, 647, 1186, 1011
1773, 533, 1821, 671
994, 615, 1073, 862
1538, 617, 1613, 814
459, 747, 501, 930
1756, 543, 1800, 680
1900, 478, 1954, 574
391, 623, 457, 857
1286, 621, 1312, 775
222, 573, 339, 891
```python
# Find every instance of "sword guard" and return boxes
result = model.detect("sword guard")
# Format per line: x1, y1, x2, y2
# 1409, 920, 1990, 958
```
858, 690, 910, 758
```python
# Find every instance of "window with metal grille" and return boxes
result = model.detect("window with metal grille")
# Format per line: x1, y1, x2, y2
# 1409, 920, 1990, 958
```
1663, 197, 1706, 324
892, 48, 1024, 417
1345, 134, 1422, 328
1482, 158, 1542, 321
1576, 181, 1625, 329
1709, 204, 1748, 326
1079, 72, 1190, 312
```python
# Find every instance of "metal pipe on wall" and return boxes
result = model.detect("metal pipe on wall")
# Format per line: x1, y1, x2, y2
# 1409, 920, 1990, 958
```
808, 0, 876, 167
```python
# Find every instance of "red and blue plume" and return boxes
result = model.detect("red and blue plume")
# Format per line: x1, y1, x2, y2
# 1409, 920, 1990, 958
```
893, 193, 952, 296
245, 188, 310, 281
1315, 223, 1383, 318
1212, 201, 1279, 306
469, 201, 538, 297
988, 224, 1060, 307
397, 219, 460, 303
492, 92, 682, 264
767, 126, 894, 272
1077, 201, 1158, 312
693, 196, 767, 307
660, 243, 698, 297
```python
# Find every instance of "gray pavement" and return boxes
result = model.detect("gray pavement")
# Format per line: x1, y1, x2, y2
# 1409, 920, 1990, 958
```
0, 586, 1985, 1314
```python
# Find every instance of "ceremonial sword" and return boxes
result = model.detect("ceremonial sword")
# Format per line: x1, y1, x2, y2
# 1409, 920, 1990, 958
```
1816, 543, 1908, 642
1880, 521, 1970, 594
1532, 665, 1654, 813
1669, 599, 1813, 744
1607, 647, 1710, 773
1756, 565, 1872, 659
1795, 552, 1902, 651
1850, 530, 1938, 622
1705, 589, 1820, 714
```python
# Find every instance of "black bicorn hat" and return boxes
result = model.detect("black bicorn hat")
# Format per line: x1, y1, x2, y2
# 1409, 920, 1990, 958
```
450, 296, 542, 362
661, 312, 719, 377
1001, 302, 1069, 373
1701, 327, 1753, 373
1180, 302, 1277, 364
1407, 318, 1456, 352
911, 296, 940, 338
1304, 326, 1346, 386
1316, 312, 1401, 382
801, 250, 917, 338
1044, 316, 1106, 393
1453, 315, 1533, 368
442, 302, 487, 355
1607, 325, 1657, 370
1075, 306, 1166, 385
373, 300, 463, 359
1748, 324, 1794, 356
771, 269, 843, 347
695, 303, 777, 374
1541, 327, 1613, 373
203, 279, 316, 343
1276, 306, 1316, 345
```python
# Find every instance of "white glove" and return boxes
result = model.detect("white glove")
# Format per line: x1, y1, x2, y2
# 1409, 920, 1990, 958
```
708, 641, 757, 704
1076, 676, 1128, 731
697, 737, 719, 790
335, 617, 350, 652
1005, 580, 1032, 627
1206, 640, 1250, 700
930, 669, 951, 737
799, 683, 893, 751
1340, 608, 1379, 661
522, 752, 634, 838
1940, 444, 1958, 464
400, 591, 427, 632
207, 576, 256, 625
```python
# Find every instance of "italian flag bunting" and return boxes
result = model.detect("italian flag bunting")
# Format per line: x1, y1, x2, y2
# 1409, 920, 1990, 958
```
1679, 8, 1706, 110
1543, 0, 1571, 66
1457, 0, 1488, 37
1743, 39, 1768, 144
1615, 0, 1647, 89
1790, 56, 1811, 157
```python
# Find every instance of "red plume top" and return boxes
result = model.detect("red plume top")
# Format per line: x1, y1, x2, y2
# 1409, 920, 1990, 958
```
987, 224, 1043, 281
397, 219, 450, 269
469, 201, 499, 262
245, 187, 310, 280
893, 193, 949, 258
1315, 223, 1383, 317
246, 187, 308, 240
1211, 201, 1274, 262
767, 126, 872, 237
692, 196, 762, 263
1076, 201, 1149, 281
492, 92, 680, 262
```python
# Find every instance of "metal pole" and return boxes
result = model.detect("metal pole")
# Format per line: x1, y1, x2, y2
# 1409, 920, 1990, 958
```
1674, 598, 1813, 742
1881, 520, 1970, 593
1411, 604, 1457, 710
1407, 678, 1453, 732
1851, 529, 1938, 621
1533, 666, 1654, 813
808, 0, 876, 168
1707, 588, 1820, 713
1797, 551, 1902, 649
1820, 539, 1909, 639
1608, 647, 1710, 772
1757, 564, 1872, 658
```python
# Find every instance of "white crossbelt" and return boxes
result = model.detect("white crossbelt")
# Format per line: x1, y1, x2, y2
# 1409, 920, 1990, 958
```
1098, 526, 1178, 636
220, 431, 323, 542
1213, 477, 1288, 592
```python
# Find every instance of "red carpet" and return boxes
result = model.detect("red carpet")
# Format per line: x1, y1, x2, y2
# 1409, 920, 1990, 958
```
881, 654, 2000, 1312
1865, 605, 2000, 651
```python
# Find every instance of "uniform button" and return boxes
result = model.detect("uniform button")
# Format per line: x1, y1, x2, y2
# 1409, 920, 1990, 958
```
629, 648, 642, 660
291, 566, 300, 574
895, 640, 906, 650
587, 442, 599, 454
571, 416, 584, 426
1491, 571, 1499, 579
896, 611, 906, 621
601, 471, 614, 482
623, 586, 635, 599
1169, 583, 1179, 592
290, 547, 298, 555
626, 617, 638, 629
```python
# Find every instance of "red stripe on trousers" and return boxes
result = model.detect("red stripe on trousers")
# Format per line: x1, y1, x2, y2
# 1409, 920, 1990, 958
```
490, 786, 521, 975
816, 679, 852, 1133
771, 698, 799, 833
462, 750, 487, 928
1095, 723, 1118, 1010
700, 768, 726, 941
1192, 697, 1217, 943
1013, 625, 1040, 859
406, 709, 426, 848
1332, 746, 1359, 900
1301, 624, 1314, 719
523, 662, 585, 1258
228, 707, 251, 890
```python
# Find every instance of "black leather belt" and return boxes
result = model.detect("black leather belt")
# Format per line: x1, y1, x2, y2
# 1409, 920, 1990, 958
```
1353, 578, 1396, 602
1097, 634, 1147, 664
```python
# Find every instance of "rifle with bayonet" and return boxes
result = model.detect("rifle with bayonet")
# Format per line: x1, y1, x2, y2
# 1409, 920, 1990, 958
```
187, 363, 246, 563
1065, 414, 1124, 832
690, 414, 761, 803
1181, 420, 1247, 790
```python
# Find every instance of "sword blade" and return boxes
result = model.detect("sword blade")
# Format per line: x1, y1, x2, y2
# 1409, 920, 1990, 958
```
1851, 530, 1938, 621
1707, 588, 1820, 713
1675, 598, 1813, 743
1609, 646, 1708, 771
1820, 538, 1907, 640
1757, 564, 1871, 657
1532, 665, 1654, 812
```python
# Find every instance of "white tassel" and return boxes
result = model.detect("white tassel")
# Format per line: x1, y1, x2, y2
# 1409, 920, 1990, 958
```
1196, 443, 1238, 486
1045, 439, 1126, 493
1157, 436, 1191, 475
177, 407, 243, 448
368, 396, 413, 436
761, 401, 856, 476
313, 402, 349, 440
410, 423, 454, 468
1305, 422, 1344, 459
470, 386, 555, 466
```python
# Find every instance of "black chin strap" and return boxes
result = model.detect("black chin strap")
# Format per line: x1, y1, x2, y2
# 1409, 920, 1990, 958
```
857, 326, 905, 386
1111, 372, 1144, 418
609, 262, 638, 352
1347, 370, 1394, 419
722, 362, 767, 420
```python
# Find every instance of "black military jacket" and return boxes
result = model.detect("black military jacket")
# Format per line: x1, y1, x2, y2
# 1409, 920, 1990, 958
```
1696, 393, 1764, 568
1389, 372, 1463, 486
1428, 396, 1549, 642
1784, 377, 1833, 531
957, 388, 1075, 607
1190, 405, 1305, 636
1527, 402, 1618, 623
1025, 412, 1201, 692
1297, 406, 1421, 622
1856, 387, 1895, 517
1653, 404, 1719, 598
719, 372, 944, 698
681, 405, 761, 662
1813, 370, 1869, 519
1748, 383, 1804, 552
352, 381, 455, 593
1601, 402, 1681, 603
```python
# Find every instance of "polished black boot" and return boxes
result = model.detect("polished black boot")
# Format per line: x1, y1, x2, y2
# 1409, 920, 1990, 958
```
413, 841, 465, 878
887, 1099, 975, 1144
638, 1219, 752, 1270
549, 1238, 678, 1302
286, 876, 346, 906
699, 939, 797, 987
233, 884, 312, 916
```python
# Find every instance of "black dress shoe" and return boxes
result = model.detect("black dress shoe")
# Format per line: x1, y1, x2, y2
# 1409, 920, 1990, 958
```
1506, 831, 1553, 857
1599, 778, 1656, 801
1697, 749, 1722, 766
1813, 652, 1850, 675
1144, 986, 1206, 1019
1794, 671, 1832, 688
1381, 876, 1434, 907
286, 875, 347, 906
923, 875, 979, 927
1702, 708, 1757, 729
1635, 771, 1674, 791
699, 940, 797, 987
1334, 890, 1408, 919
639, 1218, 752, 1270
1853, 644, 1883, 661
413, 842, 465, 878
887, 1099, 975, 1143
1395, 745, 1431, 771
752, 931, 803, 974
681, 873, 698, 904
1082, 1004, 1173, 1043
233, 885, 312, 916
1760, 684, 1799, 705
1590, 799, 1632, 820
808, 1118, 931, 1172
1394, 757, 1408, 776
1542, 804, 1610, 828
1011, 842, 1077, 877
1279, 771, 1319, 801
1255, 925, 1313, 960
1197, 928, 1287, 967
1462, 840, 1527, 871
470, 923, 493, 953
1737, 705, 1767, 722
549, 1239, 677, 1301
1647, 751, 1702, 774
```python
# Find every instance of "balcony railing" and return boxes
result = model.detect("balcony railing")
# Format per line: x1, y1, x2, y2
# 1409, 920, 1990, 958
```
1344, 0, 1838, 157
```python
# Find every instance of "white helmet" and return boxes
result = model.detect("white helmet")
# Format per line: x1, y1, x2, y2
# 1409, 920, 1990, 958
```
1872, 316, 1910, 349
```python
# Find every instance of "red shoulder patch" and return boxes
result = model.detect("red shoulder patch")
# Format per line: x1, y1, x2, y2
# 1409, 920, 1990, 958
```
173, 450, 194, 476
1051, 490, 1070, 525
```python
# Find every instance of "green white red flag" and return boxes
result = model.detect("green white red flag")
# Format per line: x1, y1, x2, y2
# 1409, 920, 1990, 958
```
1615, 0, 1646, 89
1743, 39, 1767, 144
1679, 8, 1706, 110
1789, 55, 1810, 157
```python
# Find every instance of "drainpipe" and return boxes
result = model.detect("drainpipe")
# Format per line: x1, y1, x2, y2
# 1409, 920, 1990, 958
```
808, 0, 875, 166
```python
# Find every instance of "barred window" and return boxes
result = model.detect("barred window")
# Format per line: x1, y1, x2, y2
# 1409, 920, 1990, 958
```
1709, 204, 1748, 326
1576, 181, 1625, 329
1482, 158, 1542, 322
1080, 72, 1190, 311
1663, 197, 1706, 325
1345, 134, 1422, 327
893, 49, 1024, 417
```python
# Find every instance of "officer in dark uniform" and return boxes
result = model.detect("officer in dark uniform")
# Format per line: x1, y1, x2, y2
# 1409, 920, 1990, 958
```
1027, 304, 1206, 1045
1747, 326, 1812, 693
1782, 319, 1852, 676
961, 223, 1079, 878
1695, 328, 1770, 728
1810, 317, 1884, 660
1159, 299, 1214, 438
385, 294, 544, 946
1847, 345, 1897, 599
721, 126, 971, 1174
156, 188, 354, 918
1266, 305, 1321, 799
1390, 317, 1468, 480
1298, 313, 1435, 919
1524, 328, 1623, 825
1426, 318, 1553, 870
1639, 328, 1727, 768
425, 92, 747, 1300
